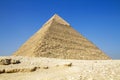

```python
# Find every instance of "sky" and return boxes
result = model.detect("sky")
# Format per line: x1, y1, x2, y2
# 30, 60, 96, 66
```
0, 0, 120, 59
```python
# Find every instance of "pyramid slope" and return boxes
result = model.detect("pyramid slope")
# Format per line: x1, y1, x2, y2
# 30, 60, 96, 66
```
13, 14, 110, 60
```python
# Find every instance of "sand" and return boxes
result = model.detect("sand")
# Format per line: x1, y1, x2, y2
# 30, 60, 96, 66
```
0, 56, 119, 80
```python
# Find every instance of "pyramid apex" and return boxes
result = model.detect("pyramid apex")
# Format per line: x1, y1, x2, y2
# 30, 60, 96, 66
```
51, 14, 61, 19
47, 14, 70, 26
53, 13, 59, 16
52, 14, 61, 18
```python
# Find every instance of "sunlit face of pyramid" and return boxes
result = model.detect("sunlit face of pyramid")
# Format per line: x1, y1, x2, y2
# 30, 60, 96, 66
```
13, 14, 110, 60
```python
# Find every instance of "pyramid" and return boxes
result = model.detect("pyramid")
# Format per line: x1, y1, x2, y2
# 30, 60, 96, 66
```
13, 14, 110, 60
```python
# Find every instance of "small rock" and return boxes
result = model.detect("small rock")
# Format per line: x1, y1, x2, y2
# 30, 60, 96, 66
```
0, 69, 5, 74
43, 66, 49, 69
5, 69, 15, 73
11, 59, 20, 64
64, 62, 72, 67
30, 67, 38, 72
0, 59, 11, 65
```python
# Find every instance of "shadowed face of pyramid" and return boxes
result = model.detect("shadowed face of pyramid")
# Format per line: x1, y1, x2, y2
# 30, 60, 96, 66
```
13, 14, 110, 60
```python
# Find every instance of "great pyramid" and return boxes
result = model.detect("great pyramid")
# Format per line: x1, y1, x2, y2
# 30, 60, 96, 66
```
13, 14, 110, 60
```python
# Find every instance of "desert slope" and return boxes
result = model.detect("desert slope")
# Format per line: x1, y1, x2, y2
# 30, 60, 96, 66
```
0, 56, 120, 80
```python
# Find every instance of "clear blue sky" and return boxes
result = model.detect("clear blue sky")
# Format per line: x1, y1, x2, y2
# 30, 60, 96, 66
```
0, 0, 120, 59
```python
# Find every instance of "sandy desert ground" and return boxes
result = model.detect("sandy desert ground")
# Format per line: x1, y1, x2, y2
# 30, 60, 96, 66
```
0, 56, 120, 80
